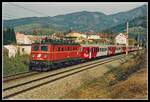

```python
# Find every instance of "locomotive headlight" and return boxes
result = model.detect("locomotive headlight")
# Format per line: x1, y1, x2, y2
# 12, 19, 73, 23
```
32, 54, 35, 58
37, 54, 41, 57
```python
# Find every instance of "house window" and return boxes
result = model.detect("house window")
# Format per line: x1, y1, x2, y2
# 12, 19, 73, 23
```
22, 48, 25, 52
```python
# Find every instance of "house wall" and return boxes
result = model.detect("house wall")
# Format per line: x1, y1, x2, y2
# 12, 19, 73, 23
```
4, 45, 18, 58
115, 33, 127, 44
19, 46, 31, 55
4, 45, 31, 58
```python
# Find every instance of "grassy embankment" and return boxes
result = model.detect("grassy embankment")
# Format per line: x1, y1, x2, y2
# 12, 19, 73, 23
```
62, 51, 147, 99
3, 48, 29, 77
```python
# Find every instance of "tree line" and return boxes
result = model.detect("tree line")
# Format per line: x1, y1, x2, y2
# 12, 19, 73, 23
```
3, 28, 16, 45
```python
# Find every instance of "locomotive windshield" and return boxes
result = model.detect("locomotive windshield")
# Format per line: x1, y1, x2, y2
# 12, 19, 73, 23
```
33, 45, 39, 51
41, 46, 48, 51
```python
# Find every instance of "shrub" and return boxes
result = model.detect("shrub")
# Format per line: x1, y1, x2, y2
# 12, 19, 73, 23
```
3, 53, 29, 76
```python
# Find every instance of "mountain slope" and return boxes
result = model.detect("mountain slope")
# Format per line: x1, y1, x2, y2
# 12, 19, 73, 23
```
102, 16, 147, 40
102, 16, 147, 33
110, 5, 147, 24
4, 11, 117, 33
50, 11, 118, 32
3, 5, 147, 34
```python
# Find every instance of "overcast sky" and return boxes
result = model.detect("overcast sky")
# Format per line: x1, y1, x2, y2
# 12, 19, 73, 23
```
2, 2, 147, 20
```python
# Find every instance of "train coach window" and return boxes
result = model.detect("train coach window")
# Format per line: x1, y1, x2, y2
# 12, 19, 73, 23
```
99, 48, 101, 51
33, 45, 39, 51
100, 48, 107, 52
97, 48, 99, 52
41, 46, 48, 51
116, 47, 120, 50
104, 48, 107, 51
95, 48, 98, 52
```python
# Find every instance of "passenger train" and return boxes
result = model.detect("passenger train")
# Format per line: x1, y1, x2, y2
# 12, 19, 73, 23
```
29, 38, 140, 71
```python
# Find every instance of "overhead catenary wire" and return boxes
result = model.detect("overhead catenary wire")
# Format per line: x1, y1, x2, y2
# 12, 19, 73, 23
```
3, 13, 18, 19
8, 2, 49, 17
4, 13, 16, 17
3, 16, 14, 19
3, 3, 50, 35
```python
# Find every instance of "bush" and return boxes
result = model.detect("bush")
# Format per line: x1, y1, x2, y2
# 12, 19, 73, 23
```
3, 53, 29, 76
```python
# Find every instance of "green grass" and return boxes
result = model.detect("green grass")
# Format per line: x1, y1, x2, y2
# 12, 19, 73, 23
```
3, 53, 29, 77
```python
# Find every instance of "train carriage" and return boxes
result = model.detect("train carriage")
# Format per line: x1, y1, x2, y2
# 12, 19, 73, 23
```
121, 46, 126, 53
96, 46, 108, 57
115, 46, 121, 54
107, 46, 116, 56
80, 45, 99, 59
128, 46, 132, 52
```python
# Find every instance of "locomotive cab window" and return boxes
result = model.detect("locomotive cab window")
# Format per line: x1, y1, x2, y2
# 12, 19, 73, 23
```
41, 46, 48, 51
33, 45, 39, 51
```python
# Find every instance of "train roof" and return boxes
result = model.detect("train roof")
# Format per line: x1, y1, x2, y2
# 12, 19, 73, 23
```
81, 44, 135, 47
33, 38, 80, 45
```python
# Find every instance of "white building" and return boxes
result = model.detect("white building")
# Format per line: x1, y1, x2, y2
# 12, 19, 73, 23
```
67, 32, 87, 38
16, 32, 34, 44
88, 34, 100, 40
115, 33, 127, 45
4, 45, 18, 58
4, 45, 31, 58
18, 45, 31, 55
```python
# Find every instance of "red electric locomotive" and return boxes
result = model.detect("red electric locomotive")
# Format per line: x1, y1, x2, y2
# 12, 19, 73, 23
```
29, 38, 81, 71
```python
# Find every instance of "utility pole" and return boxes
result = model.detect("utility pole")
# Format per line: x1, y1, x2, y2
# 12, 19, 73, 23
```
126, 22, 128, 55
86, 31, 89, 46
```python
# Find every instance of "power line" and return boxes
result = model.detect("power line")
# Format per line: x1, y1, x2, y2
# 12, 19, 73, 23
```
3, 13, 17, 18
9, 2, 48, 17
3, 14, 20, 20
3, 16, 14, 19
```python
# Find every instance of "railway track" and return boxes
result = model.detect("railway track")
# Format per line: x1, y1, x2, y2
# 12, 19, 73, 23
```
3, 58, 89, 83
3, 71, 38, 82
3, 50, 140, 83
3, 54, 126, 99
